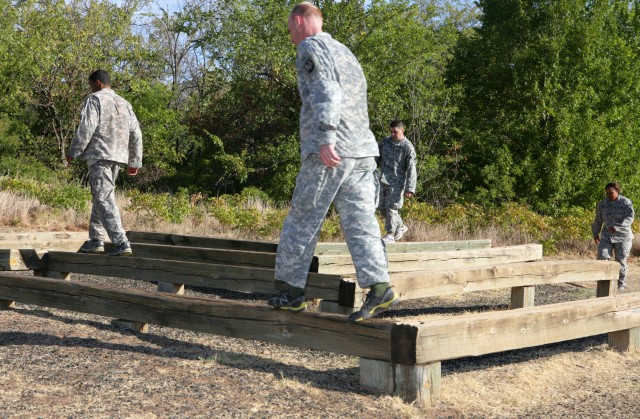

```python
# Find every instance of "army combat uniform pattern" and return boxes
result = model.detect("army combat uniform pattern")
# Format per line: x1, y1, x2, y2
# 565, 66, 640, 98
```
377, 136, 417, 235
69, 88, 143, 246
275, 32, 390, 289
591, 194, 635, 288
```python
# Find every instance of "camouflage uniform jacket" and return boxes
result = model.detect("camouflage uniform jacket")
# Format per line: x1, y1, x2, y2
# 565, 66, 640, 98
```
69, 88, 143, 168
591, 195, 635, 243
377, 136, 417, 193
295, 32, 378, 161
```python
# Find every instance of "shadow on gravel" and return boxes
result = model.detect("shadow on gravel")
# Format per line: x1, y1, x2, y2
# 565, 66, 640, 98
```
3, 308, 364, 394
441, 334, 609, 375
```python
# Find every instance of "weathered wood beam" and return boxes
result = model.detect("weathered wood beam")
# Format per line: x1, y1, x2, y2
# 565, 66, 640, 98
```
388, 259, 619, 300
392, 293, 640, 365
127, 231, 278, 253
46, 252, 341, 301
0, 273, 394, 361
318, 244, 544, 274
0, 232, 87, 241
315, 239, 492, 255
103, 242, 318, 272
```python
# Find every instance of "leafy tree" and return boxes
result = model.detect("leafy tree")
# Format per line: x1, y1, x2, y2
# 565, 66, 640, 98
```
451, 0, 640, 212
7, 0, 145, 166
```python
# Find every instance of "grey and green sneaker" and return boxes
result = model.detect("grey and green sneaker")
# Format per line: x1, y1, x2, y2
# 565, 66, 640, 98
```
348, 287, 398, 322
267, 291, 307, 312
79, 239, 105, 254
108, 241, 132, 256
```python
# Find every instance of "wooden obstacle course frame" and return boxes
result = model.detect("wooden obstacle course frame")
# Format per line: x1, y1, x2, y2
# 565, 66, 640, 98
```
1, 272, 639, 404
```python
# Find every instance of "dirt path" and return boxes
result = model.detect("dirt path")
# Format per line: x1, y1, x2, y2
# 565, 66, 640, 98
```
1, 258, 640, 418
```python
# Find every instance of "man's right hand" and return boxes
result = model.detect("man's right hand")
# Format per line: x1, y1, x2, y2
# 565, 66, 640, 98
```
319, 144, 341, 168
65, 155, 73, 166
593, 235, 600, 245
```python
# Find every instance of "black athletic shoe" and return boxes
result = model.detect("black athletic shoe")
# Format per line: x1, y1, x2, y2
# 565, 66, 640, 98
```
79, 239, 105, 254
108, 241, 132, 256
348, 287, 398, 322
267, 291, 307, 312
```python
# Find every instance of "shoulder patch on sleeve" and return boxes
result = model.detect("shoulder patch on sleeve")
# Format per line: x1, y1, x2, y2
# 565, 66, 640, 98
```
304, 59, 315, 73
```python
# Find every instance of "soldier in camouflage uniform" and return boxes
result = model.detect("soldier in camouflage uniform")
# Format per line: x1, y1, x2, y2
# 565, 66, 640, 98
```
591, 182, 635, 291
268, 2, 398, 322
377, 120, 417, 243
67, 70, 143, 256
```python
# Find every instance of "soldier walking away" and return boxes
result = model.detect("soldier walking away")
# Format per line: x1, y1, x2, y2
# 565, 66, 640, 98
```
67, 69, 143, 257
377, 120, 417, 243
268, 2, 398, 322
591, 182, 635, 291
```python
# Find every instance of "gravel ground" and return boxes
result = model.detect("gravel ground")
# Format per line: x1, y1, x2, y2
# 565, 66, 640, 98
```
1, 259, 640, 418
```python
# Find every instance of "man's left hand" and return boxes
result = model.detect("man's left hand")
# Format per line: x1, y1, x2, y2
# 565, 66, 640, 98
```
319, 144, 341, 168
127, 167, 139, 176
65, 155, 73, 166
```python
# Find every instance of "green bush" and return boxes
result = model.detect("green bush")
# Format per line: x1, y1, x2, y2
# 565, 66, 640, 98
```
125, 188, 191, 223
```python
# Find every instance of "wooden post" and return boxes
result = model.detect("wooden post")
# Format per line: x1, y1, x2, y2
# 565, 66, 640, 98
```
510, 286, 535, 309
111, 319, 149, 333
0, 300, 15, 309
34, 270, 71, 281
608, 327, 640, 352
596, 279, 615, 297
359, 358, 441, 404
319, 278, 363, 315
157, 282, 185, 295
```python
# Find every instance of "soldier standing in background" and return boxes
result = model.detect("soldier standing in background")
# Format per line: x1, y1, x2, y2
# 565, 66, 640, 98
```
268, 2, 398, 322
67, 69, 143, 256
592, 182, 635, 291
377, 120, 417, 243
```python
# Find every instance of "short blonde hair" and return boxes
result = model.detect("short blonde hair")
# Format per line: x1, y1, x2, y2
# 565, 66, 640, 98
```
290, 2, 323, 21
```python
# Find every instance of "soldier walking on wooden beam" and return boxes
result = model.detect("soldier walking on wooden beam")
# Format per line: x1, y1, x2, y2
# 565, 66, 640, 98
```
268, 2, 398, 321
67, 69, 143, 257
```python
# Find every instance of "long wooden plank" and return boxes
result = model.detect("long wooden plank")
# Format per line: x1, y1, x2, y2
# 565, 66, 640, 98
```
388, 260, 619, 300
315, 239, 492, 255
46, 252, 341, 300
0, 273, 394, 361
319, 244, 543, 274
0, 240, 85, 251
127, 231, 278, 253
392, 293, 640, 364
0, 231, 87, 241
105, 243, 319, 272
111, 243, 278, 268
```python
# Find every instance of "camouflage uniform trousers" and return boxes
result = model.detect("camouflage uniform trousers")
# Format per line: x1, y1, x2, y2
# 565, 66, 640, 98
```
275, 155, 389, 289
88, 160, 128, 246
597, 235, 632, 288
378, 183, 405, 234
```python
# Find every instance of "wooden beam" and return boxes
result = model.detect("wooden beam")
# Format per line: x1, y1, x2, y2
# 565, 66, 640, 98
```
394, 293, 640, 364
127, 231, 278, 253
315, 239, 492, 255
104, 242, 318, 272
46, 252, 342, 301
318, 244, 544, 274
387, 260, 619, 301
0, 231, 87, 241
0, 273, 394, 361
